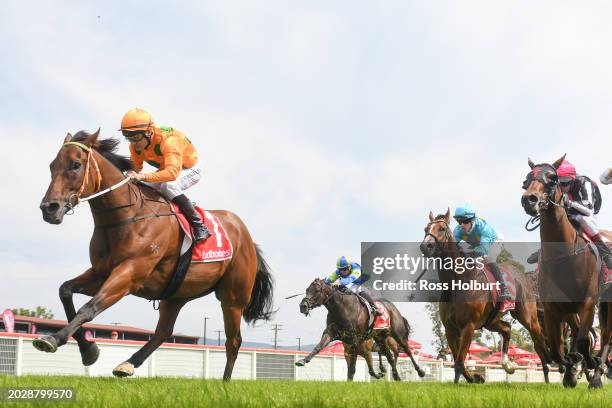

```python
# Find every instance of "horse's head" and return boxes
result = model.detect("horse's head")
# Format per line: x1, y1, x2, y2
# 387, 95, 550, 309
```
521, 155, 565, 216
40, 130, 100, 224
420, 209, 453, 257
299, 278, 333, 316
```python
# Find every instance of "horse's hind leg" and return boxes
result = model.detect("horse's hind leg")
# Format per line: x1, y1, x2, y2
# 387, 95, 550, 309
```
379, 338, 401, 381
589, 302, 611, 389
113, 298, 188, 377
487, 319, 515, 375
220, 304, 245, 381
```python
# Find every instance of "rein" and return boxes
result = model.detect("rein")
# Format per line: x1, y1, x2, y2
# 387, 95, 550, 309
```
62, 141, 175, 228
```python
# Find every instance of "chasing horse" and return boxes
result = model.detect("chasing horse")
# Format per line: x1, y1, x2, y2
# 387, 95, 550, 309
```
420, 208, 551, 384
295, 258, 425, 381
521, 155, 611, 388
36, 120, 273, 380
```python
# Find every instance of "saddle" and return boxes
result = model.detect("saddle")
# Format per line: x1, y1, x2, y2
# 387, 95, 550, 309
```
482, 264, 516, 313
354, 295, 390, 330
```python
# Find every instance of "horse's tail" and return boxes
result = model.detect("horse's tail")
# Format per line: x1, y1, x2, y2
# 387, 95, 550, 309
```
243, 244, 275, 324
402, 316, 412, 338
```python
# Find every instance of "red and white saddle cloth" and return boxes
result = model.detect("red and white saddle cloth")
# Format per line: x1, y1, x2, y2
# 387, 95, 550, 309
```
372, 301, 391, 330
171, 204, 233, 263
483, 264, 516, 313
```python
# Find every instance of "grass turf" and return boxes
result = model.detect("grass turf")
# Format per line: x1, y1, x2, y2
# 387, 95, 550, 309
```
0, 376, 610, 408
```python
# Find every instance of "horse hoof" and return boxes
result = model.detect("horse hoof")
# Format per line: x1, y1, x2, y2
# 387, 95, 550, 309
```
473, 374, 485, 384
80, 343, 100, 366
562, 374, 577, 388
32, 336, 58, 353
417, 369, 426, 378
295, 359, 306, 367
588, 376, 603, 389
112, 362, 134, 378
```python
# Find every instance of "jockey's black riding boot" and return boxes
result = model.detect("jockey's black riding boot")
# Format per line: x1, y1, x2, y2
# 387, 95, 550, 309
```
526, 250, 540, 264
488, 262, 511, 301
592, 233, 612, 269
172, 194, 211, 242
360, 291, 381, 316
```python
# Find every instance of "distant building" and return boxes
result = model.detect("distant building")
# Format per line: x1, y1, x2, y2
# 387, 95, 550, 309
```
0, 315, 198, 344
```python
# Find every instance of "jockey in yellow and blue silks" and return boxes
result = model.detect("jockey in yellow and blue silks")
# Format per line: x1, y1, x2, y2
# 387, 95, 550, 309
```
453, 204, 511, 301
326, 256, 381, 315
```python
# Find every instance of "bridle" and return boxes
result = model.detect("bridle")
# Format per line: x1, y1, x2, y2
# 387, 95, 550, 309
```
64, 141, 131, 212
301, 280, 335, 316
523, 163, 567, 231
423, 218, 453, 256
61, 142, 173, 228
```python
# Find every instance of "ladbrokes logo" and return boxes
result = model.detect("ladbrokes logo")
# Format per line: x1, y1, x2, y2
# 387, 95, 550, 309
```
204, 249, 232, 259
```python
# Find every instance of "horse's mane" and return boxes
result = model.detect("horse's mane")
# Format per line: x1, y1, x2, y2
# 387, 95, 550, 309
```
434, 214, 446, 220
72, 131, 134, 172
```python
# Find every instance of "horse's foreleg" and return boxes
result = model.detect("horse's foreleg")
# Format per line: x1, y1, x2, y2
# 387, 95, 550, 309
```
362, 343, 384, 379
575, 300, 596, 371
295, 330, 333, 367
57, 268, 104, 365
455, 323, 479, 383
346, 349, 357, 381
514, 302, 551, 382
380, 340, 401, 381
488, 319, 515, 374
33, 263, 134, 352
112, 298, 188, 378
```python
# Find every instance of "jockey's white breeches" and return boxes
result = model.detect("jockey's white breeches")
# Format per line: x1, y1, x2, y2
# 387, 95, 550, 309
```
572, 213, 600, 237
144, 163, 202, 200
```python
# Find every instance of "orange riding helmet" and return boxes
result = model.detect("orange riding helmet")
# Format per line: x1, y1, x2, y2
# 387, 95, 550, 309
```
119, 108, 153, 133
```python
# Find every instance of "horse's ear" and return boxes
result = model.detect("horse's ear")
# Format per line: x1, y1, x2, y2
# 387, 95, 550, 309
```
552, 154, 566, 169
445, 207, 451, 221
527, 158, 535, 169
428, 211, 434, 221
64, 133, 72, 143
85, 128, 100, 147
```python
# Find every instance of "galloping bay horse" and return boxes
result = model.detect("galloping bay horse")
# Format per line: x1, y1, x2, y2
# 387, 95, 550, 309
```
36, 130, 274, 380
295, 278, 425, 381
420, 209, 551, 384
522, 155, 611, 388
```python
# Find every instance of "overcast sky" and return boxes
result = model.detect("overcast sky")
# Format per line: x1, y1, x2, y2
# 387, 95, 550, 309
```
1, 1, 612, 353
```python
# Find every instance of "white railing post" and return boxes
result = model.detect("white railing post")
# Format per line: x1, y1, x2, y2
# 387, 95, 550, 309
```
15, 336, 23, 376
251, 351, 257, 380
148, 351, 156, 377
331, 355, 337, 381
294, 354, 299, 381
438, 359, 444, 382
203, 348, 210, 379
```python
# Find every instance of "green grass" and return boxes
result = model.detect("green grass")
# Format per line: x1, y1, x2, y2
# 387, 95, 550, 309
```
0, 376, 610, 408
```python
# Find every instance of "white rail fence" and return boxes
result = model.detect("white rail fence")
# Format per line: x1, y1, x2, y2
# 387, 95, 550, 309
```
0, 334, 583, 383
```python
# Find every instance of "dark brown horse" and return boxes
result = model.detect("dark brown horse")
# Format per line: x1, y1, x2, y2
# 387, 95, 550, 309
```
35, 130, 273, 380
420, 209, 550, 383
295, 279, 425, 381
521, 155, 611, 388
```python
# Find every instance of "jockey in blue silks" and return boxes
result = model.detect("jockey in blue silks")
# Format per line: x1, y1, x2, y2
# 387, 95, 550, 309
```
326, 256, 381, 315
453, 204, 511, 301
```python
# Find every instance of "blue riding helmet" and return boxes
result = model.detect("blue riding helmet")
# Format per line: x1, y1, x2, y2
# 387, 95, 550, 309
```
336, 256, 352, 271
454, 203, 476, 223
